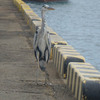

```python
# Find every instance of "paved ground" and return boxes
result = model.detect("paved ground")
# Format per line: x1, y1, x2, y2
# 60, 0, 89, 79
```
0, 0, 75, 100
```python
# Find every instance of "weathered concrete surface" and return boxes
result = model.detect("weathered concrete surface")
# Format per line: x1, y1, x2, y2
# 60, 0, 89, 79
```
0, 0, 75, 100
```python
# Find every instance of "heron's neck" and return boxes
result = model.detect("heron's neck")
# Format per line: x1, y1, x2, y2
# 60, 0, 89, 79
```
41, 10, 46, 32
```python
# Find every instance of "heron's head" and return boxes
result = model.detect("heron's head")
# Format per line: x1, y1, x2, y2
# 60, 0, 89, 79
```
42, 4, 55, 12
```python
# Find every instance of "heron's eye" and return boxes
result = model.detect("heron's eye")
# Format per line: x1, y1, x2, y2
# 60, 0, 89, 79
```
42, 4, 49, 9
42, 5, 46, 8
44, 6, 46, 9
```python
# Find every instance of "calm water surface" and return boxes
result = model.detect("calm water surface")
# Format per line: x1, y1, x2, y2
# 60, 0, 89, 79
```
25, 0, 100, 71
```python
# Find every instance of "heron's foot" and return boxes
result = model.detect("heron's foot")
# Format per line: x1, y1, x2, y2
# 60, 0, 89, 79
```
36, 82, 40, 86
44, 75, 49, 85
44, 80, 52, 86
45, 79, 47, 85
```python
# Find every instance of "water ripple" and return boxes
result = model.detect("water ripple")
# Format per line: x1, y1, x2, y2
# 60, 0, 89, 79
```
26, 0, 100, 71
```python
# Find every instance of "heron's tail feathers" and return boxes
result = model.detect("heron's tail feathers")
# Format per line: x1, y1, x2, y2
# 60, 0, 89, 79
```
39, 60, 45, 72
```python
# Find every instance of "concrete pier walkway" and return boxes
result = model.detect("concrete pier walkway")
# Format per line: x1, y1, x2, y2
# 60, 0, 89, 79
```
0, 0, 75, 100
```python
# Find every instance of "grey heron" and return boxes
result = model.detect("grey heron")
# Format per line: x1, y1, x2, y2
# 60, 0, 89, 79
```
33, 4, 55, 84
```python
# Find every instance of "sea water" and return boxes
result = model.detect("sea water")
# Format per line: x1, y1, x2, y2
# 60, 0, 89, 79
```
25, 0, 100, 71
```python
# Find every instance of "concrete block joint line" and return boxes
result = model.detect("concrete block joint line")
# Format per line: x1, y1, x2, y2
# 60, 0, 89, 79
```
13, 0, 100, 100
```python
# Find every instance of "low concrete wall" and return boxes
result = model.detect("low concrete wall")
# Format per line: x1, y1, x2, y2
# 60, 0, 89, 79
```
13, 0, 100, 100
67, 62, 100, 100
53, 45, 85, 78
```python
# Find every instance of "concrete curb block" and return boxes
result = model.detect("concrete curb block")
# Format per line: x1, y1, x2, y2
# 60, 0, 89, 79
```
67, 62, 100, 100
13, 0, 25, 11
13, 0, 100, 100
53, 45, 85, 78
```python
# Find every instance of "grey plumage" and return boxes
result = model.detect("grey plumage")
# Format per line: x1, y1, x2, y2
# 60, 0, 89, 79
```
33, 27, 51, 71
33, 4, 54, 75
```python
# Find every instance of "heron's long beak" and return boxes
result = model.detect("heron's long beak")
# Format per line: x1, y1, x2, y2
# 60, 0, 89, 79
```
48, 7, 55, 10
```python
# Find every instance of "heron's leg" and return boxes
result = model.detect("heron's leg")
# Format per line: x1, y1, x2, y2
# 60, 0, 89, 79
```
45, 71, 47, 85
36, 53, 40, 85
45, 69, 49, 85
36, 58, 39, 84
